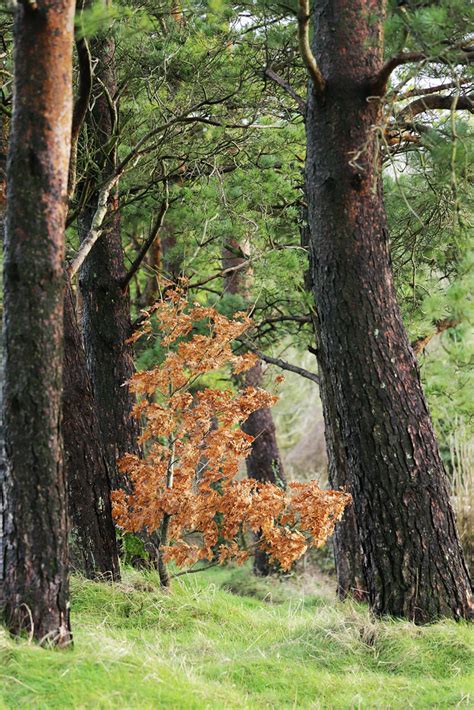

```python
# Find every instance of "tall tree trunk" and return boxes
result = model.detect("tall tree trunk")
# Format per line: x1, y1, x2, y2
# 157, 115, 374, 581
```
78, 29, 139, 491
223, 239, 286, 576
318, 372, 367, 600
302, 215, 367, 599
63, 278, 120, 580
0, 103, 9, 582
305, 0, 473, 621
2, 0, 74, 644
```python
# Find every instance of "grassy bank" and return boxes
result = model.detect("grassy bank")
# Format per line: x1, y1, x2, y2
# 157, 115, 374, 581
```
0, 565, 472, 708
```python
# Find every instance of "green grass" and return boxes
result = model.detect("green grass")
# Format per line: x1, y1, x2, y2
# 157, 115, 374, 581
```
0, 565, 472, 708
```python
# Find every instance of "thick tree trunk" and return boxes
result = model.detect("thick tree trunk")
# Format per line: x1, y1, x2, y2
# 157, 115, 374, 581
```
78, 32, 139, 491
223, 240, 286, 575
0, 107, 9, 581
2, 0, 74, 644
319, 364, 366, 600
63, 279, 120, 580
303, 217, 367, 598
306, 0, 473, 621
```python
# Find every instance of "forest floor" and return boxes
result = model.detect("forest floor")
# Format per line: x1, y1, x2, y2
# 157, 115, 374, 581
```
0, 564, 472, 709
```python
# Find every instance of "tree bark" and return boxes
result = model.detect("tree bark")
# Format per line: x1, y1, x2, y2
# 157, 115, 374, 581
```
78, 30, 139, 491
303, 215, 367, 599
2, 0, 74, 645
317, 361, 367, 600
0, 102, 9, 583
305, 0, 473, 621
63, 278, 120, 580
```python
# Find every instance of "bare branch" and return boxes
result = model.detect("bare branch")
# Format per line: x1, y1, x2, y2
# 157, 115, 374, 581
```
67, 172, 121, 278
371, 52, 427, 95
67, 99, 256, 277
263, 67, 306, 115
371, 50, 474, 96
240, 339, 320, 385
186, 260, 251, 292
121, 183, 170, 291
398, 79, 471, 100
255, 314, 312, 328
396, 92, 473, 123
170, 562, 219, 579
297, 0, 325, 94
68, 36, 92, 200
412, 319, 459, 356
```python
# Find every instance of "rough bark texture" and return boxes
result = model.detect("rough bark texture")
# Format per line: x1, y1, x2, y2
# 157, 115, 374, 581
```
2, 0, 74, 644
302, 217, 367, 599
63, 278, 120, 580
78, 32, 139, 491
0, 109, 9, 580
223, 240, 286, 576
306, 0, 473, 621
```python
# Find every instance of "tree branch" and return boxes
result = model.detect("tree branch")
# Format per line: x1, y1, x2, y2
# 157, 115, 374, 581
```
255, 314, 312, 328
68, 35, 92, 200
170, 562, 220, 579
398, 79, 471, 100
239, 339, 320, 385
67, 103, 235, 277
297, 0, 325, 94
371, 49, 474, 96
67, 172, 121, 278
396, 92, 473, 123
371, 52, 427, 95
121, 183, 170, 291
412, 318, 459, 356
263, 67, 306, 115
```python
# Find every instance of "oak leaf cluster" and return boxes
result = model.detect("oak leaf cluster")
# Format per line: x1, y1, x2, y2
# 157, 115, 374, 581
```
113, 287, 350, 571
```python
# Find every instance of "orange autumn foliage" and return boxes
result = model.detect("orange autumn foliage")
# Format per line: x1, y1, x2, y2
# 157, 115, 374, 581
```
112, 286, 351, 572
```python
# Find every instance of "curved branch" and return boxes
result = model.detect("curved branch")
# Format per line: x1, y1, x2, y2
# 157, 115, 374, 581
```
371, 49, 474, 96
396, 92, 473, 123
371, 52, 427, 95
297, 0, 325, 94
412, 319, 459, 356
398, 79, 471, 100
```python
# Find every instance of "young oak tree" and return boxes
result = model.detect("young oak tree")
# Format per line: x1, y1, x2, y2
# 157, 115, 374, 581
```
112, 288, 350, 586
302, 0, 473, 621
2, 0, 75, 645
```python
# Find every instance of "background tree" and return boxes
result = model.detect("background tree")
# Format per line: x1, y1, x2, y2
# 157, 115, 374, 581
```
63, 279, 120, 580
222, 239, 287, 576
